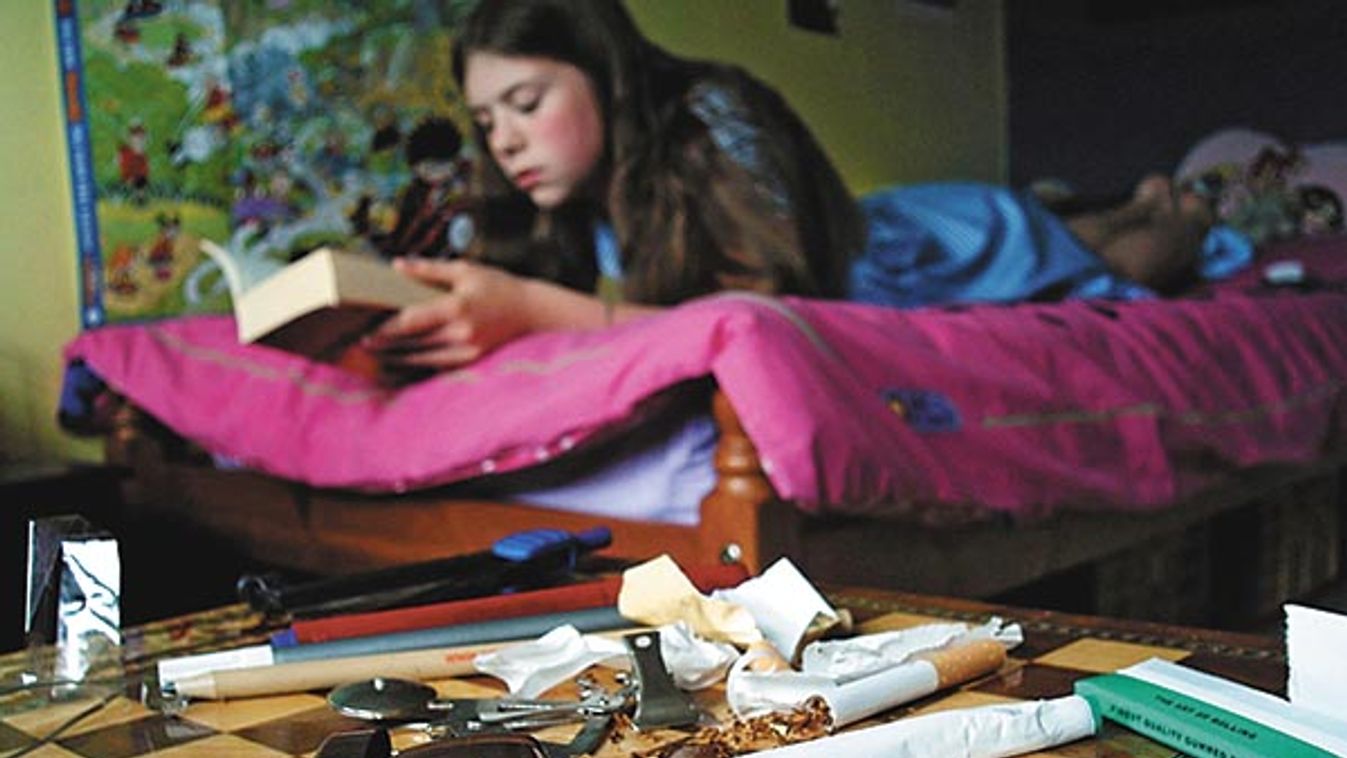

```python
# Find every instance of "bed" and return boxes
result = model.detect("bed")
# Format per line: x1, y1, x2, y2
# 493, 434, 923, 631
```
62, 223, 1347, 627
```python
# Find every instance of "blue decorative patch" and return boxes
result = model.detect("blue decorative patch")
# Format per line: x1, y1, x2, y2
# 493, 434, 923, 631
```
882, 388, 961, 432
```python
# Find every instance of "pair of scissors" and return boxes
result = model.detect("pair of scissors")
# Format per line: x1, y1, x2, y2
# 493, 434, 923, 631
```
324, 677, 621, 757
327, 676, 630, 731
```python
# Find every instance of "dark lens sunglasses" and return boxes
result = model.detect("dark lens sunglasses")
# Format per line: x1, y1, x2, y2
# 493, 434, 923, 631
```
317, 728, 557, 758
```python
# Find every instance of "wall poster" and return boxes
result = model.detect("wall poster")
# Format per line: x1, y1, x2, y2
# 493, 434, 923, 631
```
54, 0, 477, 328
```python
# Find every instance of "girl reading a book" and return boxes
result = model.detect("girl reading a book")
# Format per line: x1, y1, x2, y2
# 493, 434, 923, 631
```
364, 0, 1219, 371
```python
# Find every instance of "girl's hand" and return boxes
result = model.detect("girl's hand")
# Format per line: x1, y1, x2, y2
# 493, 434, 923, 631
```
363, 258, 535, 370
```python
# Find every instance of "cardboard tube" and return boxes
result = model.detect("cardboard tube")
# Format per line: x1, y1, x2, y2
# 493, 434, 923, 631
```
174, 626, 652, 701
173, 642, 491, 700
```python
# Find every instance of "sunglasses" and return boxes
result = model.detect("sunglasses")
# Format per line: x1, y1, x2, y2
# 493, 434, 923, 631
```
401, 734, 553, 758
317, 728, 555, 758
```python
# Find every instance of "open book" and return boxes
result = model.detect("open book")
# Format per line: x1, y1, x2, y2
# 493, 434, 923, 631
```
201, 241, 441, 363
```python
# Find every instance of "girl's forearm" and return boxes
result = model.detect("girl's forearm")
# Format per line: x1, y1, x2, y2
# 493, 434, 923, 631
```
520, 277, 661, 331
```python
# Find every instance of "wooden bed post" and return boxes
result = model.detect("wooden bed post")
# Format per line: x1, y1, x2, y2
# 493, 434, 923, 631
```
104, 396, 174, 510
696, 389, 797, 573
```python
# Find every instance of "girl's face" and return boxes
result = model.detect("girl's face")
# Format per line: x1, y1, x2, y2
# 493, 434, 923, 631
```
464, 51, 605, 209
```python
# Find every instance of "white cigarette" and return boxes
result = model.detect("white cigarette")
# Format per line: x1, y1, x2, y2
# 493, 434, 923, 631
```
742, 695, 1097, 758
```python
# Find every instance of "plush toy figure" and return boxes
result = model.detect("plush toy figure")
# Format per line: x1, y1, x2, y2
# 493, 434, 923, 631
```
1177, 127, 1347, 245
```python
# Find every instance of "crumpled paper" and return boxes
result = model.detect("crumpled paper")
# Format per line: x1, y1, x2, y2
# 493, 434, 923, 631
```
712, 559, 843, 662
473, 621, 742, 697
474, 625, 626, 698
727, 618, 1021, 726
727, 647, 848, 719
659, 620, 741, 690
618, 555, 761, 646
802, 617, 1021, 682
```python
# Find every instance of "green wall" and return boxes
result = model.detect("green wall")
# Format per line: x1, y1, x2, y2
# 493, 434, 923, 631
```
0, 0, 1004, 464
0, 2, 100, 463
628, 0, 1006, 192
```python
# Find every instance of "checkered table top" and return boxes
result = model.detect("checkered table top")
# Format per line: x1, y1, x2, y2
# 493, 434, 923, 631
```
0, 590, 1285, 757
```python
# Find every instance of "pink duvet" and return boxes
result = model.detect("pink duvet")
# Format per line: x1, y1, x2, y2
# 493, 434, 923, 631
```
64, 239, 1347, 518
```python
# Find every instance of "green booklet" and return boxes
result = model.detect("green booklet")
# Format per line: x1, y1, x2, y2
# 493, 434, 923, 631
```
1075, 666, 1339, 758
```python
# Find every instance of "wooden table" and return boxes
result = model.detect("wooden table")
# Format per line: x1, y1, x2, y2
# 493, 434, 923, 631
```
0, 586, 1286, 757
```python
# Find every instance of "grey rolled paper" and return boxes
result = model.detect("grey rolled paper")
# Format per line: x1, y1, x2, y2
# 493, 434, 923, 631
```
272, 606, 630, 664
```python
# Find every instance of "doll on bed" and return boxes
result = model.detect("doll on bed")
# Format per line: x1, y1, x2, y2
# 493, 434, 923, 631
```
362, 0, 1239, 373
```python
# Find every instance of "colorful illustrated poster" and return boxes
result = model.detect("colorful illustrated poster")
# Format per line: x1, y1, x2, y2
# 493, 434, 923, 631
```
55, 0, 476, 328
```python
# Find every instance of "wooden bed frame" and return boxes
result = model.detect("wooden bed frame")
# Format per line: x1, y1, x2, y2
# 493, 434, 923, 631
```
103, 387, 1346, 627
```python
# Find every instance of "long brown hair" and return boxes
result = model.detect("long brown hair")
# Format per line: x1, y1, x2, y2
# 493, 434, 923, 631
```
452, 0, 863, 303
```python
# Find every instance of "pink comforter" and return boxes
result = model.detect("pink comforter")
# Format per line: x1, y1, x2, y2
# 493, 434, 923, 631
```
64, 239, 1347, 518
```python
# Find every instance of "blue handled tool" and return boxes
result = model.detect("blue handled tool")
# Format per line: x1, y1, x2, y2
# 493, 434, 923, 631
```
241, 526, 613, 619
491, 527, 611, 563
